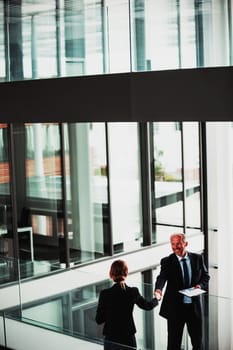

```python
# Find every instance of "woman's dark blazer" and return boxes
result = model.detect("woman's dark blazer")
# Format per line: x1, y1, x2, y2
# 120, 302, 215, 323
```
155, 252, 210, 319
95, 283, 158, 339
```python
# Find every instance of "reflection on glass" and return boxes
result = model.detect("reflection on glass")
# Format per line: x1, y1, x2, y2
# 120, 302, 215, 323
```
23, 12, 58, 79
0, 124, 10, 197
155, 224, 184, 244
0, 124, 11, 262
108, 123, 142, 252
0, 1, 5, 81
24, 123, 61, 265
142, 0, 180, 71
0, 0, 233, 82
26, 123, 61, 200
63, 123, 108, 264
106, 0, 131, 73
64, 1, 104, 76
183, 122, 201, 232
154, 122, 183, 229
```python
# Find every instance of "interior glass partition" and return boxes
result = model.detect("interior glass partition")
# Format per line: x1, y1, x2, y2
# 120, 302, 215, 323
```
152, 122, 202, 242
183, 122, 201, 236
0, 124, 17, 282
63, 122, 109, 264
153, 122, 183, 242
22, 8, 58, 79
0, 2, 5, 82
105, 0, 131, 73
19, 123, 62, 268
108, 122, 143, 253
0, 0, 233, 83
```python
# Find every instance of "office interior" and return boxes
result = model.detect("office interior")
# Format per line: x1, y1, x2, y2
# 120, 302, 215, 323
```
0, 0, 233, 349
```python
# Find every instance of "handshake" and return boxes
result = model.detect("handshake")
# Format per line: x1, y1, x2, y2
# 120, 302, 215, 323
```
154, 289, 162, 301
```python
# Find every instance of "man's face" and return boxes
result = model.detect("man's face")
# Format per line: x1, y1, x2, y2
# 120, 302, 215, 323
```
170, 236, 187, 257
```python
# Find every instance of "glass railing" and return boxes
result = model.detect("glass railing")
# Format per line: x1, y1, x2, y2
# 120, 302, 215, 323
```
1, 276, 233, 350
0, 255, 64, 286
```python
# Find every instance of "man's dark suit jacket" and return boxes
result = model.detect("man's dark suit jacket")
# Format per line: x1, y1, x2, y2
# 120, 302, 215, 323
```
155, 252, 210, 319
96, 283, 158, 340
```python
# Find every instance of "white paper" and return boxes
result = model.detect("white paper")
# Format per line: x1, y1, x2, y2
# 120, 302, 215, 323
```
179, 287, 207, 297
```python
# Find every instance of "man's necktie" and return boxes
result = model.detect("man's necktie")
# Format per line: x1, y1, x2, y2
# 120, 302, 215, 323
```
181, 258, 190, 288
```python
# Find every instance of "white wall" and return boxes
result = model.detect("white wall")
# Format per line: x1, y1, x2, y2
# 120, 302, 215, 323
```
0, 317, 102, 350
206, 122, 233, 350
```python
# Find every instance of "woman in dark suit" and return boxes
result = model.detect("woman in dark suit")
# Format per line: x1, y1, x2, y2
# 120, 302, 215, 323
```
96, 259, 160, 350
154, 233, 210, 350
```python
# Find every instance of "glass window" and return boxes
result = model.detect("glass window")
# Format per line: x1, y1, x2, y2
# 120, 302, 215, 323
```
26, 123, 61, 200
108, 122, 142, 252
106, 0, 131, 73
183, 122, 201, 234
0, 124, 10, 196
0, 2, 5, 81
0, 124, 11, 254
22, 7, 58, 79
64, 0, 104, 76
143, 0, 180, 71
63, 123, 109, 265
22, 123, 62, 267
153, 122, 202, 242
153, 122, 183, 242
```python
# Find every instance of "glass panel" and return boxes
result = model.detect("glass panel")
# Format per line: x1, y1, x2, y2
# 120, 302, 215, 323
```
22, 123, 62, 267
0, 124, 15, 274
0, 124, 10, 198
155, 224, 184, 244
131, 0, 147, 72
64, 0, 104, 76
26, 123, 61, 200
63, 123, 108, 265
22, 10, 58, 79
108, 122, 142, 253
106, 0, 131, 73
183, 122, 201, 233
0, 2, 5, 81
0, 0, 233, 83
179, 0, 196, 68
153, 122, 183, 231
202, 0, 231, 67
142, 0, 180, 71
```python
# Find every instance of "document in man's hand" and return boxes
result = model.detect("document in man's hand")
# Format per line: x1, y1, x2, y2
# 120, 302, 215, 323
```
179, 287, 207, 297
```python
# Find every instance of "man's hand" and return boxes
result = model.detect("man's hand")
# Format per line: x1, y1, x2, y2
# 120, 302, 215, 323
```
154, 289, 162, 300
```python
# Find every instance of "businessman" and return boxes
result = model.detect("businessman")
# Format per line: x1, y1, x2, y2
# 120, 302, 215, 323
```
154, 233, 210, 350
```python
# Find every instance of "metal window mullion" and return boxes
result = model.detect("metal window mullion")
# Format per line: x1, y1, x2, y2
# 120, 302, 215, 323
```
149, 122, 156, 243
227, 0, 233, 65
180, 122, 186, 232
194, 0, 205, 67
199, 122, 208, 264
139, 122, 152, 246
55, 0, 62, 77
101, 0, 109, 74
199, 121, 209, 350
142, 269, 155, 350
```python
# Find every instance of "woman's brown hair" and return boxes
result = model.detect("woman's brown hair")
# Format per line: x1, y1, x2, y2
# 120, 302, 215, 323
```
109, 259, 128, 283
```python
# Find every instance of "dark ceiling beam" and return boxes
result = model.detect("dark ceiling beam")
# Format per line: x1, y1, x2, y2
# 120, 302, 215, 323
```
0, 66, 233, 122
